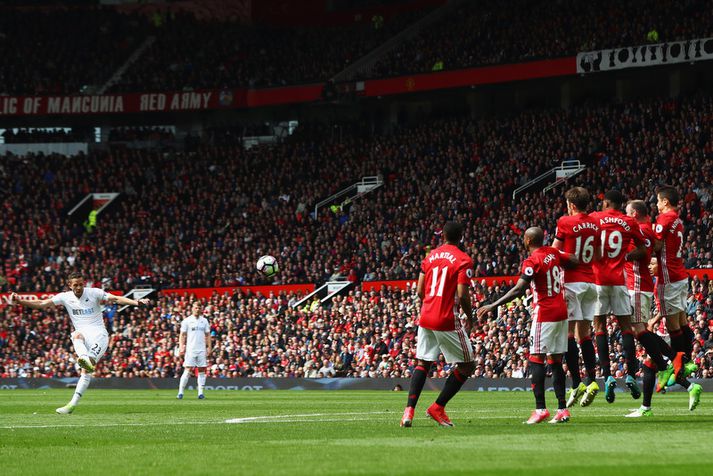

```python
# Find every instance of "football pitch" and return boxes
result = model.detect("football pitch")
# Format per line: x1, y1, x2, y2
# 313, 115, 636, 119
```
0, 390, 710, 476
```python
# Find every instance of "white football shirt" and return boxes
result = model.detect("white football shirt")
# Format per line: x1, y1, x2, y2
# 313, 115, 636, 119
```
180, 315, 210, 353
51, 287, 108, 333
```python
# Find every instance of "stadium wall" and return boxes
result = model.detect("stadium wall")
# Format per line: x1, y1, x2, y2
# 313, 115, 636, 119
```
2, 378, 712, 392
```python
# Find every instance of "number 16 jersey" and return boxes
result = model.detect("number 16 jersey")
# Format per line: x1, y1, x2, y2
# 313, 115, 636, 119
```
554, 213, 600, 284
419, 244, 474, 331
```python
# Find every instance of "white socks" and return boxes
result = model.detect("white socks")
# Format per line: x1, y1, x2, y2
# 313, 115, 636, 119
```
73, 337, 89, 358
179, 369, 190, 394
197, 373, 206, 395
70, 374, 91, 406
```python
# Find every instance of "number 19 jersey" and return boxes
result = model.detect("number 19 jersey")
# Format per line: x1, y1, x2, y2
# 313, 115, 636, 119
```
419, 244, 474, 331
554, 213, 600, 283
590, 209, 645, 286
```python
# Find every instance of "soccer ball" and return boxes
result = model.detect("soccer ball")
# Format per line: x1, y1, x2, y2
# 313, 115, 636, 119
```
256, 255, 279, 278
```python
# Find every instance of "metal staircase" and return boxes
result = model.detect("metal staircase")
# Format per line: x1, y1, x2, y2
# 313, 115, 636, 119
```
512, 160, 586, 200
314, 175, 383, 219
291, 281, 353, 310
117, 286, 156, 312
98, 36, 156, 94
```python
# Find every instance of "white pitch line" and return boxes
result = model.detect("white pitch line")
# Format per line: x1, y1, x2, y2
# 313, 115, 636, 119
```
1, 409, 706, 430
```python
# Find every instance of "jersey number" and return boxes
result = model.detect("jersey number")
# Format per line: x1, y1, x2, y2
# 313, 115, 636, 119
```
601, 230, 623, 259
545, 266, 562, 296
676, 231, 684, 258
429, 267, 448, 297
574, 235, 595, 263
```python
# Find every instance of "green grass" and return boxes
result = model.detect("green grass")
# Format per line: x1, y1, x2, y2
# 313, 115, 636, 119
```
0, 389, 710, 476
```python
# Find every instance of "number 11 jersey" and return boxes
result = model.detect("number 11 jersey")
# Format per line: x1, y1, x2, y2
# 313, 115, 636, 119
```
419, 244, 474, 331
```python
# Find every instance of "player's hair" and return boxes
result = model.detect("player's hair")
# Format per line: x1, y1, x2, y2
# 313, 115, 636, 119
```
443, 221, 464, 243
627, 200, 648, 217
525, 227, 544, 247
656, 185, 680, 207
564, 187, 589, 211
67, 271, 84, 281
604, 190, 625, 208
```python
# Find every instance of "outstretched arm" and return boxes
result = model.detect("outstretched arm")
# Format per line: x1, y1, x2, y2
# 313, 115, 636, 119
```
9, 293, 54, 311
105, 294, 151, 308
475, 278, 529, 320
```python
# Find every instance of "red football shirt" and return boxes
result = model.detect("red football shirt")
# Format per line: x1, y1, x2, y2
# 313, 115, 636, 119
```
654, 210, 687, 284
590, 209, 645, 286
520, 246, 568, 322
419, 244, 473, 331
625, 222, 655, 293
554, 213, 600, 284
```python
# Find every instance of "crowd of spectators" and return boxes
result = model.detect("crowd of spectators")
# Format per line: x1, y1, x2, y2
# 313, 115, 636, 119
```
0, 7, 148, 95
2, 2, 713, 95
365, 0, 713, 78
2, 277, 712, 380
2, 93, 713, 294
110, 9, 427, 92
2, 92, 713, 379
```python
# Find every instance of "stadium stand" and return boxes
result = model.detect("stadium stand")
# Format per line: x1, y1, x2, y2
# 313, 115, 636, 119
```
1, 92, 712, 379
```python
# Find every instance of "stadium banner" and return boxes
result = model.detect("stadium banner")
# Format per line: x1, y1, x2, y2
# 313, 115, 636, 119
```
0, 290, 123, 308
160, 284, 315, 298
576, 37, 713, 74
2, 377, 712, 392
363, 57, 576, 97
0, 86, 324, 117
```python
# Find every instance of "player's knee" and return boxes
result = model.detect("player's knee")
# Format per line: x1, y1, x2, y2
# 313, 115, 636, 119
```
416, 360, 433, 370
546, 355, 563, 365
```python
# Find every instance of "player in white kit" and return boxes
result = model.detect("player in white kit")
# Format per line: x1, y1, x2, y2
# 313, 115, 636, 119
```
10, 272, 150, 414
177, 302, 212, 400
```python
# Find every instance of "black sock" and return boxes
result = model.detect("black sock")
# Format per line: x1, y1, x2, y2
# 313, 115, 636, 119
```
622, 331, 637, 377
670, 329, 686, 355
655, 334, 675, 360
565, 336, 581, 388
637, 331, 667, 369
550, 360, 566, 410
642, 364, 655, 407
530, 360, 546, 409
435, 368, 468, 407
681, 325, 694, 358
596, 332, 611, 377
407, 364, 429, 408
676, 375, 692, 391
580, 338, 597, 384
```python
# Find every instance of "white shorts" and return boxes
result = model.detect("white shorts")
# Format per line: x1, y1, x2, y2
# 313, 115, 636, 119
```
564, 282, 597, 322
656, 279, 688, 316
529, 320, 568, 355
184, 351, 207, 368
75, 328, 109, 363
629, 290, 653, 324
594, 285, 631, 317
416, 327, 474, 363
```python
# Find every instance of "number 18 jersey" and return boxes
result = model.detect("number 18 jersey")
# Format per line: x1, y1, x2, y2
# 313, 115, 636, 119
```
419, 244, 474, 331
554, 213, 599, 284
521, 246, 567, 322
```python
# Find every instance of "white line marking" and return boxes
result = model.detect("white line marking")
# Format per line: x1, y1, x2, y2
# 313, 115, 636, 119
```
1, 409, 707, 430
